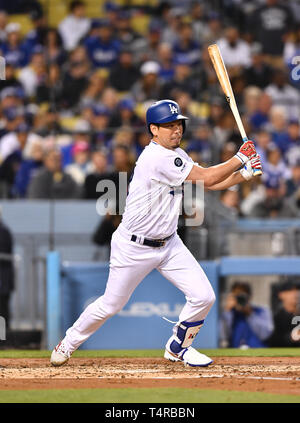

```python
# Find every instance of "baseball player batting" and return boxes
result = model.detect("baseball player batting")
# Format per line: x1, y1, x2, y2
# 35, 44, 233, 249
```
51, 99, 262, 367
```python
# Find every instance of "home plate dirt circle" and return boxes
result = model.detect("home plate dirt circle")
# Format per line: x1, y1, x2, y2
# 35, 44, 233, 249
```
0, 357, 300, 396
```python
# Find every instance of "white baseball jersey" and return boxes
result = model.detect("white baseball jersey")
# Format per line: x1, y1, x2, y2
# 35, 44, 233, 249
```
121, 140, 195, 239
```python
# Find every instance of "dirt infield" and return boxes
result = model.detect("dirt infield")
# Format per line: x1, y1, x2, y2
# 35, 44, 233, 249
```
0, 357, 299, 395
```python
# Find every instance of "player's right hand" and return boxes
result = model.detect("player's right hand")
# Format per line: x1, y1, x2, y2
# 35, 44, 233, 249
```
240, 155, 262, 180
235, 140, 257, 165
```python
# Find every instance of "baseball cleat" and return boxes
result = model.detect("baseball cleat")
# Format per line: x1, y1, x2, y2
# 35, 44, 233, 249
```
50, 340, 71, 367
164, 346, 213, 367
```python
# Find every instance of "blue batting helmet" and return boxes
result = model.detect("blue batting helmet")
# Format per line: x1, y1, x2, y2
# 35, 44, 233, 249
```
146, 99, 188, 134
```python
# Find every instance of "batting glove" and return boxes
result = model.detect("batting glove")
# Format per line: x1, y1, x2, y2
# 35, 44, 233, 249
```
240, 155, 262, 181
235, 140, 257, 165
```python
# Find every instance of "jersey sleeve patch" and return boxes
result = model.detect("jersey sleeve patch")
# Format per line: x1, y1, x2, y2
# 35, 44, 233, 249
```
174, 157, 183, 167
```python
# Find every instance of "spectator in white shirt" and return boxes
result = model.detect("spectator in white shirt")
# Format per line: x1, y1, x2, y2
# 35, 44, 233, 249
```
217, 26, 251, 77
265, 68, 300, 121
17, 45, 47, 98
58, 0, 91, 52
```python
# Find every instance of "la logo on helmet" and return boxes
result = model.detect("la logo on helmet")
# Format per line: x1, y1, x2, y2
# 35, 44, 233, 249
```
169, 104, 178, 114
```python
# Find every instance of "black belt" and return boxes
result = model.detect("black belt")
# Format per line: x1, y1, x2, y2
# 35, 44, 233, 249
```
131, 233, 174, 248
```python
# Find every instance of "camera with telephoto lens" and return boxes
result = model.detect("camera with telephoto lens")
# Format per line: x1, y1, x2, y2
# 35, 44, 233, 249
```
235, 293, 250, 307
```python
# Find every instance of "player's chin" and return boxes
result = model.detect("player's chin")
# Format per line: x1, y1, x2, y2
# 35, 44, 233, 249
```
171, 137, 181, 148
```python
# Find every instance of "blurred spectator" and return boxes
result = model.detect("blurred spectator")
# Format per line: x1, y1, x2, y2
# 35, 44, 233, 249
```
60, 46, 90, 110
92, 210, 122, 254
219, 186, 242, 219
250, 179, 299, 218
27, 149, 81, 199
220, 281, 273, 348
0, 22, 28, 68
131, 61, 162, 103
157, 42, 174, 83
265, 68, 300, 121
0, 123, 30, 197
268, 280, 300, 347
160, 56, 199, 99
190, 1, 207, 41
161, 7, 184, 45
0, 122, 29, 165
100, 87, 119, 114
134, 20, 162, 64
115, 9, 143, 52
33, 106, 64, 137
17, 46, 47, 98
244, 43, 274, 89
0, 10, 8, 43
285, 160, 300, 197
36, 62, 63, 106
104, 1, 121, 30
217, 26, 251, 77
0, 62, 23, 91
43, 28, 66, 66
60, 121, 90, 167
91, 103, 111, 148
109, 49, 140, 92
186, 122, 213, 166
283, 25, 300, 67
249, 0, 294, 65
111, 144, 135, 176
65, 140, 93, 186
12, 139, 43, 197
249, 92, 272, 131
265, 106, 291, 154
58, 0, 91, 52
109, 98, 143, 134
172, 21, 201, 67
83, 18, 120, 68
285, 120, 300, 167
243, 85, 262, 118
0, 209, 14, 330
83, 149, 115, 200
262, 143, 292, 189
80, 69, 107, 107
23, 9, 48, 56
254, 129, 272, 167
202, 11, 223, 46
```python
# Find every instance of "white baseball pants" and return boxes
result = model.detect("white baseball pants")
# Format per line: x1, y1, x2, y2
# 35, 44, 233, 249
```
64, 224, 216, 353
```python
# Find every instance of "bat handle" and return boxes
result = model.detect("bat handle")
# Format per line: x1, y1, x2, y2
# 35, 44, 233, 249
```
242, 137, 262, 176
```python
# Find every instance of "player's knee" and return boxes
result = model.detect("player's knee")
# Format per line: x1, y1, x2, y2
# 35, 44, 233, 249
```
95, 295, 127, 318
191, 287, 216, 311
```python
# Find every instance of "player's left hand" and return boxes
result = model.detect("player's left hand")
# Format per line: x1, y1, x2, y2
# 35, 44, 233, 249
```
235, 140, 257, 165
240, 155, 262, 180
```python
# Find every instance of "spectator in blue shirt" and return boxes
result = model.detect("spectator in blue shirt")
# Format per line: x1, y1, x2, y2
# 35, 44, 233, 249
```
0, 22, 29, 68
220, 282, 273, 348
172, 21, 201, 67
12, 140, 43, 197
84, 19, 120, 68
22, 9, 48, 59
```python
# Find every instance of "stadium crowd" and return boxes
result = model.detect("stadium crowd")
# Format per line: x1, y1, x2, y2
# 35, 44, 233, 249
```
0, 0, 300, 218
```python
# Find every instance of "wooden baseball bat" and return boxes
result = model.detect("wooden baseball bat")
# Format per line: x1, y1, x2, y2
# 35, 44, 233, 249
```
208, 43, 262, 176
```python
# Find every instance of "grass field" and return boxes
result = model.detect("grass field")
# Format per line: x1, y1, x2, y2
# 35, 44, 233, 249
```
1, 348, 300, 359
0, 348, 299, 404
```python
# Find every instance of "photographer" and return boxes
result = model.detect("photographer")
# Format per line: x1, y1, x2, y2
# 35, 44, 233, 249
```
268, 281, 300, 347
220, 281, 273, 348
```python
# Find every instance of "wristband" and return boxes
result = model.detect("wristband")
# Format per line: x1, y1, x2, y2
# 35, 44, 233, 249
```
234, 152, 249, 165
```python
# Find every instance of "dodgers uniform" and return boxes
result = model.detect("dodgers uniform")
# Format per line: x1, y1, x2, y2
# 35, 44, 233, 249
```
51, 100, 217, 367
63, 140, 215, 359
